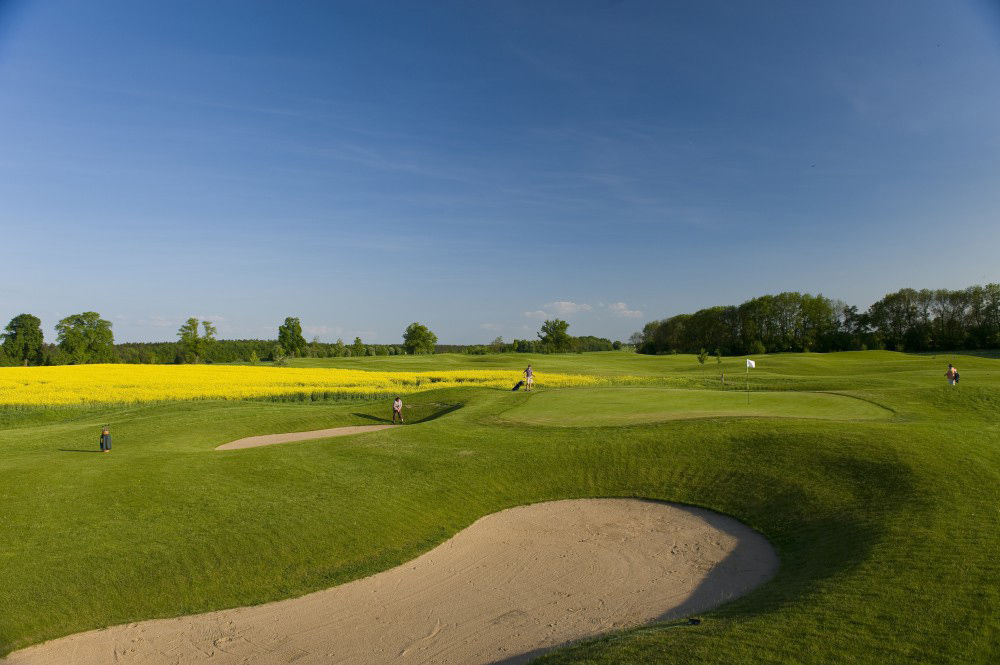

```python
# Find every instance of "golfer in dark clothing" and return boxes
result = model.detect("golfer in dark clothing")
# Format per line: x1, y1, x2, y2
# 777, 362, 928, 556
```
100, 426, 112, 452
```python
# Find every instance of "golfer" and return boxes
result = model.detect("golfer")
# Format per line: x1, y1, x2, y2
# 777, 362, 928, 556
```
392, 396, 404, 424
99, 426, 112, 453
523, 364, 534, 391
945, 363, 959, 386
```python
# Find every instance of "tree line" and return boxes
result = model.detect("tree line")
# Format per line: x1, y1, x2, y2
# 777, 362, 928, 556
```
0, 315, 442, 366
0, 312, 630, 366
632, 283, 1000, 355
464, 328, 624, 355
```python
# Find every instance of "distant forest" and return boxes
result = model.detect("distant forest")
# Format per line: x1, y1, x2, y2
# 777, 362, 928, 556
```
633, 283, 1000, 355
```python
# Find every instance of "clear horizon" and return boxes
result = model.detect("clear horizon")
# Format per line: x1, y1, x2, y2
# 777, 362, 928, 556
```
2, 1, 999, 344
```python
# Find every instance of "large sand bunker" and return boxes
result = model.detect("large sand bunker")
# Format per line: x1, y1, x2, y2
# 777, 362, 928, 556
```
3, 499, 778, 665
216, 424, 394, 450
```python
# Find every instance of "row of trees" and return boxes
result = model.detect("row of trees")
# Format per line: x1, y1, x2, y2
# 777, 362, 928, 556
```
1, 312, 114, 366
117, 318, 435, 365
633, 284, 1000, 355
464, 320, 626, 354
0, 314, 444, 366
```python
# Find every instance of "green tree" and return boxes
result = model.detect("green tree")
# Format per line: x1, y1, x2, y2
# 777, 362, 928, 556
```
201, 320, 217, 360
177, 318, 216, 363
351, 336, 367, 357
489, 336, 505, 353
403, 322, 437, 354
538, 319, 571, 352
698, 348, 708, 365
332, 338, 345, 357
2, 314, 44, 366
277, 317, 307, 357
248, 350, 259, 365
715, 348, 722, 364
270, 344, 286, 363
56, 312, 114, 364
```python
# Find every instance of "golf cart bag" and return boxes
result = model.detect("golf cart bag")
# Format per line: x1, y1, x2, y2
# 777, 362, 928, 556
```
512, 380, 524, 391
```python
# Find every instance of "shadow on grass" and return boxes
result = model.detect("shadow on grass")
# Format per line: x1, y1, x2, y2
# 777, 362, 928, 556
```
490, 501, 780, 665
352, 412, 392, 424
517, 440, 921, 665
352, 403, 463, 426
57, 449, 102, 453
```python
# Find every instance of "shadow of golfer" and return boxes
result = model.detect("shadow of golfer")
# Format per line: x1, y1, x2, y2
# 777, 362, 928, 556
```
352, 412, 392, 424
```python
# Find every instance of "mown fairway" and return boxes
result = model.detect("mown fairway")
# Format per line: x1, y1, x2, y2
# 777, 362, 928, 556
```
0, 351, 998, 663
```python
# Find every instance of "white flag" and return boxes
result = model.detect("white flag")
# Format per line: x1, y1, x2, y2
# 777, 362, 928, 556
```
746, 358, 756, 368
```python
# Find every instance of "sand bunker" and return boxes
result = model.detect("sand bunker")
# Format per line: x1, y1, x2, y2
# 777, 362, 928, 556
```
3, 499, 778, 665
216, 424, 394, 450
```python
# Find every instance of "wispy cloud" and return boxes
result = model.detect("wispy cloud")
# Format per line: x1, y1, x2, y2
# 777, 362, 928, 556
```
523, 301, 594, 320
607, 302, 643, 318
547, 301, 592, 315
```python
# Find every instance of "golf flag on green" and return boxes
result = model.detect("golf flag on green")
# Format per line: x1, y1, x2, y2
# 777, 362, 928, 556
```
746, 358, 756, 368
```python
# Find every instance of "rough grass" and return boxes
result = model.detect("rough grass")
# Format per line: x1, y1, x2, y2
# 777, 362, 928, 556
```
0, 351, 998, 663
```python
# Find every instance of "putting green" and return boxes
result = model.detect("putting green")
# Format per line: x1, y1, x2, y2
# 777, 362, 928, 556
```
499, 387, 892, 426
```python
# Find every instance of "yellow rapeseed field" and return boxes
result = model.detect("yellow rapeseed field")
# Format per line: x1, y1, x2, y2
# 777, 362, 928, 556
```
0, 364, 629, 406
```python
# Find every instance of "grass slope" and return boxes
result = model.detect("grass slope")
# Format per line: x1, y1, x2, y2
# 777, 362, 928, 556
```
0, 351, 998, 663
497, 386, 892, 426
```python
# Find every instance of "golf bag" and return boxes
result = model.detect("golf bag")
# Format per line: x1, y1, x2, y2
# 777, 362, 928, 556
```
512, 380, 524, 391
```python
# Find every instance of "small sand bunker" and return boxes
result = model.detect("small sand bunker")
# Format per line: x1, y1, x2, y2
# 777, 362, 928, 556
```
216, 424, 393, 450
3, 499, 778, 665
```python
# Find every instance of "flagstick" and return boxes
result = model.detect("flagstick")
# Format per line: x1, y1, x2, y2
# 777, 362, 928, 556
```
746, 363, 750, 405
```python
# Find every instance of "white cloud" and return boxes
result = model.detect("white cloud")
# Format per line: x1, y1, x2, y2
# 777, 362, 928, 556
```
547, 301, 592, 316
524, 301, 593, 319
607, 302, 643, 318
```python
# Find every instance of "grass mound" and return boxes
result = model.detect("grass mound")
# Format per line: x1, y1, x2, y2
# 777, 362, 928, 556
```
498, 386, 892, 426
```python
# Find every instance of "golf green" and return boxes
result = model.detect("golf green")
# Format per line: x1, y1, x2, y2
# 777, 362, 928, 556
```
498, 387, 893, 426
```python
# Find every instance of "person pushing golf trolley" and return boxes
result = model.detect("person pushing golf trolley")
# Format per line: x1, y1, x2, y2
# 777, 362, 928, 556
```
99, 425, 112, 453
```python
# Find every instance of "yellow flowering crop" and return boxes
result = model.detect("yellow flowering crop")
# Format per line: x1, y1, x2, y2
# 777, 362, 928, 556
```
0, 364, 629, 406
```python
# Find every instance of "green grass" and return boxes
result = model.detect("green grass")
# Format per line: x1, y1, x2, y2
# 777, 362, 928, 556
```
0, 350, 998, 663
497, 386, 893, 426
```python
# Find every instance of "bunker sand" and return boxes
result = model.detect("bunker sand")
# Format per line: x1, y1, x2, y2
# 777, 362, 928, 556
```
3, 499, 778, 665
215, 424, 393, 450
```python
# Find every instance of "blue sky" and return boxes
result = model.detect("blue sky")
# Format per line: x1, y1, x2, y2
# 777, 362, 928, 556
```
1, 1, 999, 343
